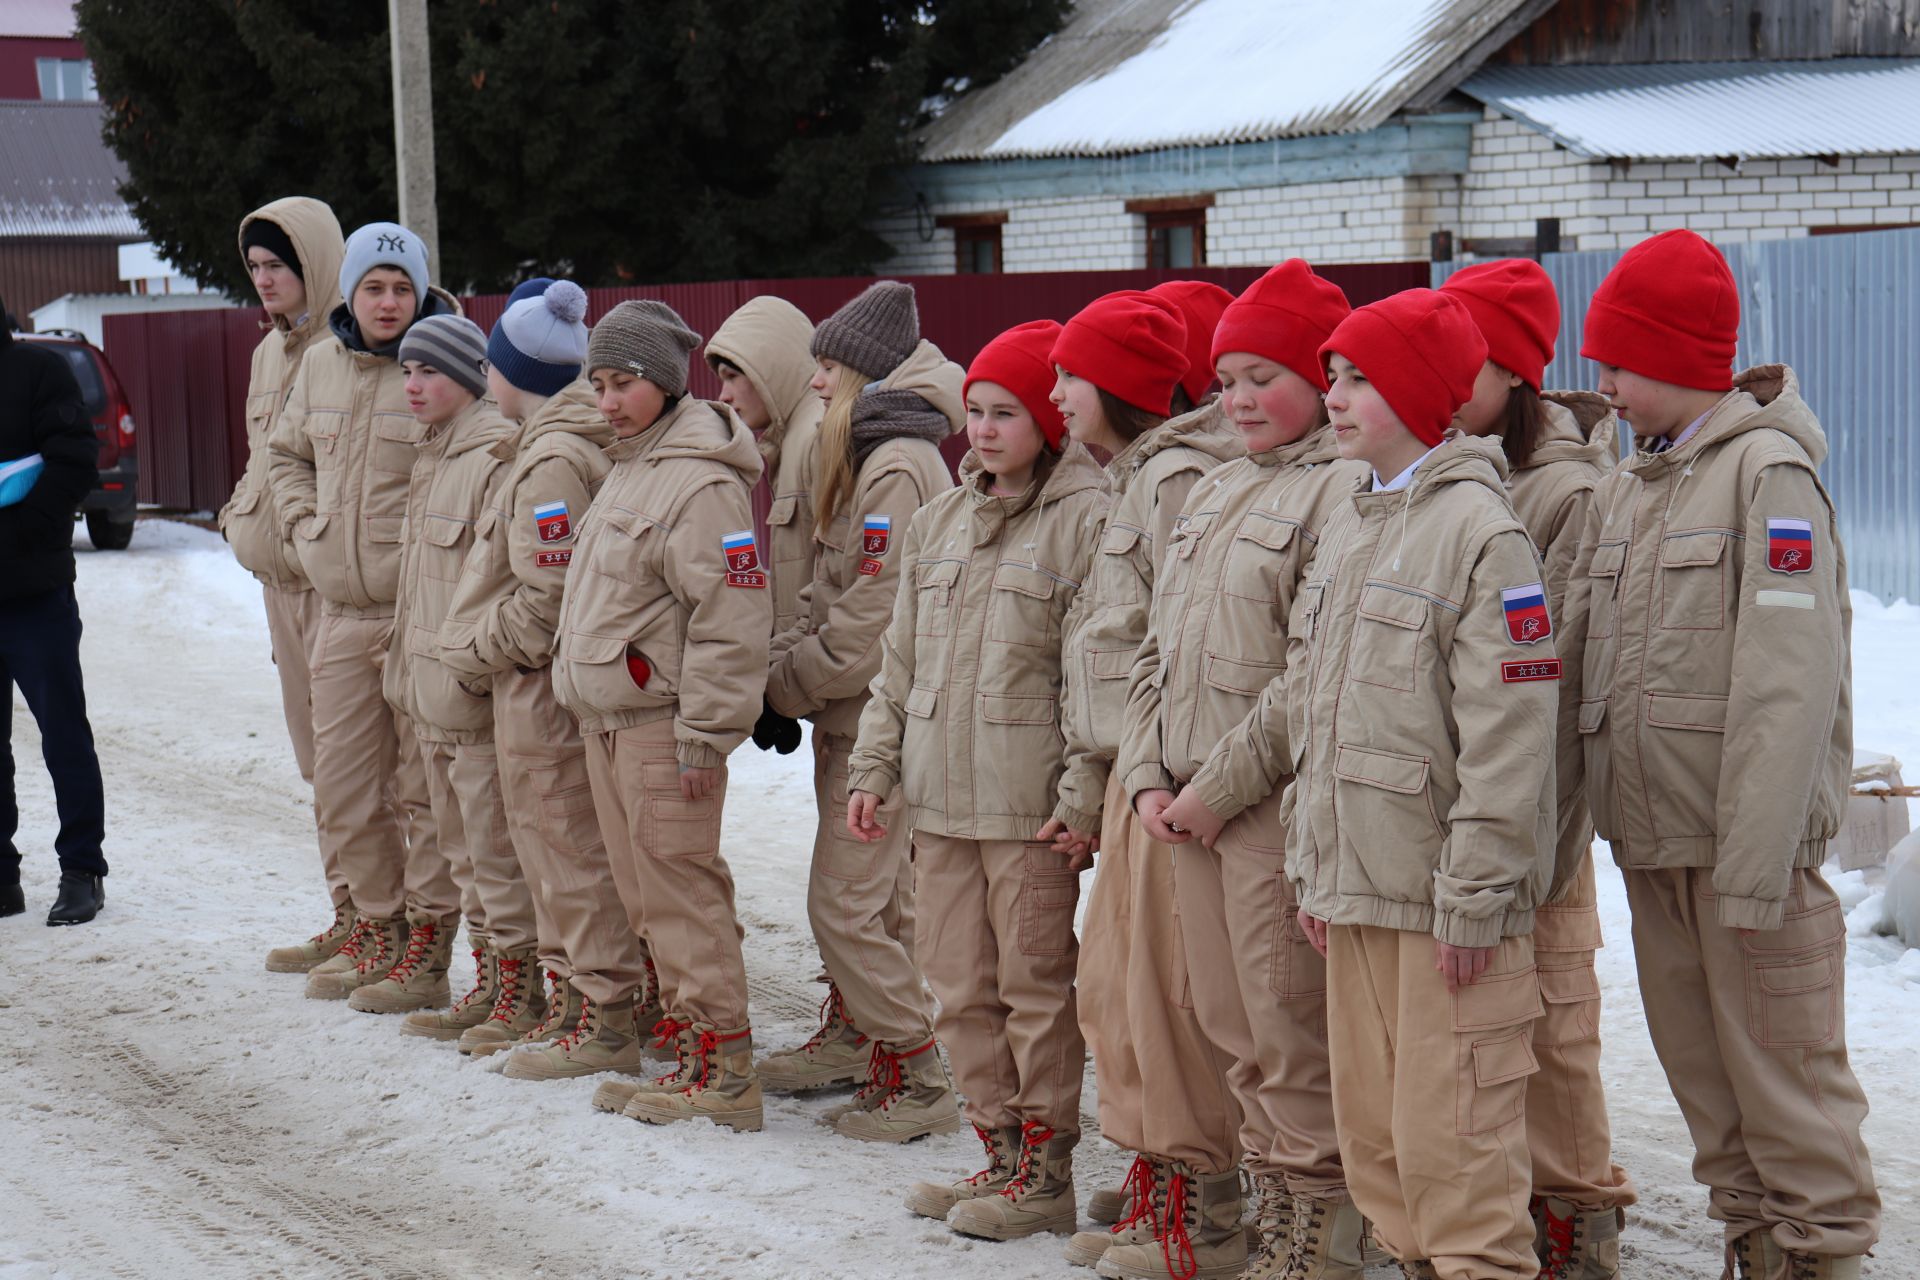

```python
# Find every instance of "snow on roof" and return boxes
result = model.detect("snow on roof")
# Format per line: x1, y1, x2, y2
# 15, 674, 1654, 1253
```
0, 0, 77, 39
916, 0, 1529, 161
1464, 59, 1920, 161
0, 101, 139, 238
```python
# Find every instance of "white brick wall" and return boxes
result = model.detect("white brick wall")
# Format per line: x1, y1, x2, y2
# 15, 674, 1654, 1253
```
872, 110, 1920, 274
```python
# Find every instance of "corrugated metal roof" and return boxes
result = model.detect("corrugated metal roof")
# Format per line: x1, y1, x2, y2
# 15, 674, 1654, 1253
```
0, 100, 141, 238
1464, 59, 1920, 161
916, 0, 1528, 161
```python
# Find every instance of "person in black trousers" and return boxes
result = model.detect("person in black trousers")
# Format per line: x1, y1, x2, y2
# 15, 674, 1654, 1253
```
0, 300, 108, 925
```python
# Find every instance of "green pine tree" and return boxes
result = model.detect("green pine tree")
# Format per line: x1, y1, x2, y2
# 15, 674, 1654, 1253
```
76, 0, 1067, 295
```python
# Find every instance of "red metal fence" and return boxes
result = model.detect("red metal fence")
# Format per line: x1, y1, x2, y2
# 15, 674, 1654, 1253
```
106, 263, 1428, 512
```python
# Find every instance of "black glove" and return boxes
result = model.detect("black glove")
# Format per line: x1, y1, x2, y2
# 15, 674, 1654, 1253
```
753, 701, 803, 754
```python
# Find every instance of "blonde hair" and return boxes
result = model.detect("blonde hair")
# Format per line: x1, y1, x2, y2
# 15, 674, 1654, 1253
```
814, 364, 871, 537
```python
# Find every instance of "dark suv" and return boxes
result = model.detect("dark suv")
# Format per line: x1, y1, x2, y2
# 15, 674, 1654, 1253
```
16, 328, 139, 550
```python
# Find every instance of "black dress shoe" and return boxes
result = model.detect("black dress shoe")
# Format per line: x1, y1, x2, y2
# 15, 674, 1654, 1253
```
0, 883, 22, 918
46, 872, 104, 926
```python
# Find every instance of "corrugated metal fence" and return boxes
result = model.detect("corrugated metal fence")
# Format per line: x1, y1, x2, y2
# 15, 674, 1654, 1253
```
105, 262, 1427, 517
1433, 227, 1920, 604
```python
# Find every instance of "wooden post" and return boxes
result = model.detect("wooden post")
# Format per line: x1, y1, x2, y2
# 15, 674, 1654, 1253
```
388, 0, 439, 273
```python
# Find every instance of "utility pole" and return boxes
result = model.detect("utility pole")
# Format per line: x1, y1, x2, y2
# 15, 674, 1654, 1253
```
388, 0, 439, 272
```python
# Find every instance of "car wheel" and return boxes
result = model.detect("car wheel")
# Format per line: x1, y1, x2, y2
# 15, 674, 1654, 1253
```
86, 510, 135, 550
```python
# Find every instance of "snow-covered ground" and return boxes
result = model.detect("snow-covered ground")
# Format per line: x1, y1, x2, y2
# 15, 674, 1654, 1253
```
1, 518, 1914, 1279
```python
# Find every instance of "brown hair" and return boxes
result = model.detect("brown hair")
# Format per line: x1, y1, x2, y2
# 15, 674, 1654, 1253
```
1097, 387, 1167, 446
1168, 385, 1196, 417
1497, 383, 1545, 469
814, 364, 870, 536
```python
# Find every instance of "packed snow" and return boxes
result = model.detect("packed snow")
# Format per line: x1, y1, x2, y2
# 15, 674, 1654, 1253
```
0, 518, 1914, 1278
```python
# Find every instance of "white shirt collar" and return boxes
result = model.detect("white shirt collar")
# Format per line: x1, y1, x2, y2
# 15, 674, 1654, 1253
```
1371, 444, 1441, 493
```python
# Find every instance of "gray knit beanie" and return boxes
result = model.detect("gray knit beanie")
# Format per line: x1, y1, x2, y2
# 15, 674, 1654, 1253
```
810, 280, 919, 379
339, 221, 430, 315
398, 314, 488, 400
586, 300, 702, 397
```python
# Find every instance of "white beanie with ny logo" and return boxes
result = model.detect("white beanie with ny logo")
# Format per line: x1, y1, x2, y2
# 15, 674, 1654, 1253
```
338, 221, 430, 314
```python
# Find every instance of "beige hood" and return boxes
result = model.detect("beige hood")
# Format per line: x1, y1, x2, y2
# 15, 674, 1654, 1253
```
704, 296, 817, 434
238, 197, 345, 348
1626, 364, 1827, 472
876, 339, 966, 435
1528, 390, 1619, 473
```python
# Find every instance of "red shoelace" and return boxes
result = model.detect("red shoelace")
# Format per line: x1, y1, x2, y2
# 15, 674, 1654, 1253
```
1160, 1169, 1197, 1280
1112, 1154, 1160, 1236
382, 921, 439, 983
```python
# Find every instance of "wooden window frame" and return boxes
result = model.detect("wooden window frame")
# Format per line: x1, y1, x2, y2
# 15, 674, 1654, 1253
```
1129, 196, 1214, 270
936, 212, 1007, 274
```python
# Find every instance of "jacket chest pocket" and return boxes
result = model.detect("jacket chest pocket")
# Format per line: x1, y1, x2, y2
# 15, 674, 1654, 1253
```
1347, 582, 1428, 693
1583, 542, 1627, 640
1155, 514, 1212, 598
985, 560, 1058, 648
371, 413, 424, 477
914, 560, 964, 639
1658, 531, 1734, 631
246, 391, 279, 445
765, 494, 809, 566
420, 514, 470, 578
306, 411, 346, 509
591, 503, 665, 587
1222, 512, 1299, 604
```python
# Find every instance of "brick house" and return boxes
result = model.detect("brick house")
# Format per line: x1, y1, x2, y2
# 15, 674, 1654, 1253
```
873, 0, 1920, 275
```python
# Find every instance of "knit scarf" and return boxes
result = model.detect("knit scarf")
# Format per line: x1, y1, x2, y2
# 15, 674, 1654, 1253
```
850, 387, 950, 463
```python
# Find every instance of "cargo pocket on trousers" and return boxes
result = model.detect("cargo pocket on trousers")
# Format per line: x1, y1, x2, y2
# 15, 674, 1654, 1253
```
1742, 892, 1843, 1050
1018, 846, 1079, 957
1270, 902, 1328, 1001
1453, 965, 1542, 1135
641, 760, 722, 859
1535, 959, 1601, 1048
527, 762, 602, 855
820, 763, 881, 882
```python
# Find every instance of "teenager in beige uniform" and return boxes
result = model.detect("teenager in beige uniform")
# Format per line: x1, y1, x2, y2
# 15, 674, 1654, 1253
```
267, 222, 452, 1002
1053, 290, 1243, 1248
1440, 259, 1635, 1279
762, 283, 961, 1138
1291, 289, 1555, 1280
437, 280, 649, 1056
339, 314, 526, 1018
847, 316, 1107, 1240
1119, 260, 1368, 1280
538, 301, 771, 1129
227, 199, 350, 972
1561, 230, 1877, 1280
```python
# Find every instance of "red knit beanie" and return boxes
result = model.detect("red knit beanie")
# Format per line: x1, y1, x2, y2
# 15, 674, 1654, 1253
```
1581, 230, 1739, 391
1439, 258, 1559, 391
1149, 280, 1234, 404
1210, 260, 1353, 393
966, 320, 1069, 450
1050, 290, 1189, 415
1318, 289, 1488, 447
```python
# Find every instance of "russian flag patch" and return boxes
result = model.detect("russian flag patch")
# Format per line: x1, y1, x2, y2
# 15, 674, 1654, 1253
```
533, 500, 571, 543
1766, 518, 1813, 574
723, 529, 766, 587
1501, 582, 1552, 646
863, 514, 891, 555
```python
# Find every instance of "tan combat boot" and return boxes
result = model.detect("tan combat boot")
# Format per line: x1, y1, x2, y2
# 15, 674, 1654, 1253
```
304, 914, 405, 1000
1727, 1234, 1862, 1280
906, 1123, 1021, 1220
502, 992, 643, 1081
1280, 1194, 1366, 1279
757, 982, 870, 1092
948, 1122, 1078, 1241
833, 1038, 962, 1143
1230, 1170, 1294, 1278
1097, 1162, 1245, 1279
593, 1019, 691, 1114
452, 946, 546, 1053
625, 1024, 763, 1131
1534, 1198, 1622, 1279
266, 904, 357, 973
401, 930, 497, 1039
1066, 1154, 1167, 1268
349, 912, 456, 1013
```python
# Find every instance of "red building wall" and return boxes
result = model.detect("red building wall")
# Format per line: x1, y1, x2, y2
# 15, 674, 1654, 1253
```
0, 35, 87, 100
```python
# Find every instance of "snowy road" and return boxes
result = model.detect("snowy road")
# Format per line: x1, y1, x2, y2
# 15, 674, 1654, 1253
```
1, 519, 1914, 1279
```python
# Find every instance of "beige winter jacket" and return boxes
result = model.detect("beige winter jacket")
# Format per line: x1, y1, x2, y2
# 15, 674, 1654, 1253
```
1560, 366, 1850, 931
1506, 392, 1618, 900
1288, 436, 1557, 948
382, 399, 519, 742
265, 287, 465, 617
1121, 426, 1367, 814
766, 345, 960, 739
705, 297, 825, 637
849, 446, 1110, 839
1059, 400, 1242, 824
438, 381, 613, 678
221, 197, 344, 589
549, 397, 770, 764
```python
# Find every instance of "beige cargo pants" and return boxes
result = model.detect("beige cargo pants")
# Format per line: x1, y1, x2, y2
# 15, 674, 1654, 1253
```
1081, 775, 1242, 1172
808, 731, 932, 1046
584, 715, 747, 1029
913, 832, 1084, 1133
1626, 866, 1878, 1258
417, 736, 537, 948
1180, 789, 1340, 1190
307, 611, 447, 920
1327, 926, 1541, 1280
492, 666, 648, 1002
